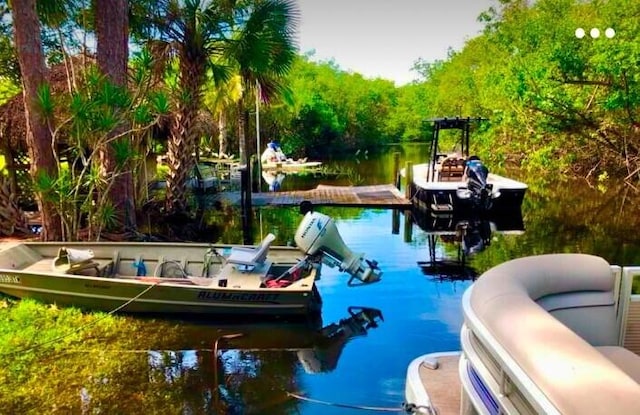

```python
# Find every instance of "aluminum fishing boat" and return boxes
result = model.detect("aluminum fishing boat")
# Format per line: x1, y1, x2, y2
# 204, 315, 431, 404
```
0, 212, 382, 317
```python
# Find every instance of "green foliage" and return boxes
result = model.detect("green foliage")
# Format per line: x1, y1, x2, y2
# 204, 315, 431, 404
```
148, 91, 171, 115
36, 83, 55, 120
396, 0, 640, 179
0, 77, 19, 104
260, 55, 398, 158
40, 62, 163, 239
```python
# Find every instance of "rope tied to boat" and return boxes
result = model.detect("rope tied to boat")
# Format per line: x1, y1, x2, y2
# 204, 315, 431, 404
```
285, 391, 408, 412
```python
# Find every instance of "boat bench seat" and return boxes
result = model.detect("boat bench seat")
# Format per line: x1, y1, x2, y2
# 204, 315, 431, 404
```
438, 157, 465, 182
467, 253, 640, 414
20, 257, 114, 277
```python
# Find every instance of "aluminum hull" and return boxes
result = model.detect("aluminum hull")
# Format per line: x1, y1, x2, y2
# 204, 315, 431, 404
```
0, 241, 321, 317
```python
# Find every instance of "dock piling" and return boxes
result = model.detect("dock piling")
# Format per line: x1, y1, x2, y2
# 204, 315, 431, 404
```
393, 152, 401, 189
392, 209, 400, 235
404, 161, 413, 200
403, 210, 413, 243
251, 155, 260, 193
240, 165, 253, 243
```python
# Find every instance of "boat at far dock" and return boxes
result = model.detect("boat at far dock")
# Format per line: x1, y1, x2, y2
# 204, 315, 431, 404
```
260, 140, 322, 172
403, 117, 528, 214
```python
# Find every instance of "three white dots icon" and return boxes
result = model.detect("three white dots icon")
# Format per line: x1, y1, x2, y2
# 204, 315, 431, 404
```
575, 27, 615, 39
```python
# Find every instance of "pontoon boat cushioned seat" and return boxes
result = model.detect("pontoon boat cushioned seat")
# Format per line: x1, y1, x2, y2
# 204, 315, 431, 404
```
226, 233, 276, 267
467, 253, 640, 414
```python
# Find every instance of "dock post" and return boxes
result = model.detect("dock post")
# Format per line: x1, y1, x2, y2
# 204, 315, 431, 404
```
251, 155, 260, 193
393, 152, 401, 189
392, 209, 400, 235
403, 209, 413, 243
404, 161, 413, 199
240, 165, 253, 243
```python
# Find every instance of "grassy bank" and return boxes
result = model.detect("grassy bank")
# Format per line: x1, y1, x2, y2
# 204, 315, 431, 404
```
0, 298, 139, 413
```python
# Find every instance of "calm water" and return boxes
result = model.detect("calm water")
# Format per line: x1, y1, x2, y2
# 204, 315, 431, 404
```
54, 145, 640, 413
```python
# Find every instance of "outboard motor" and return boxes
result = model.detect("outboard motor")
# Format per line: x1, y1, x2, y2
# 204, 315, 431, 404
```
460, 219, 492, 256
465, 156, 493, 211
294, 211, 382, 286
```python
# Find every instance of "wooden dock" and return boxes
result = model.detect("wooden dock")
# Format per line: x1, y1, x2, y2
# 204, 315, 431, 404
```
217, 184, 412, 208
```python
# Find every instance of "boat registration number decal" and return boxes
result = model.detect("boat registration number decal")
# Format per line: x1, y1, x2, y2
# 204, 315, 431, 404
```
197, 291, 279, 303
0, 274, 21, 284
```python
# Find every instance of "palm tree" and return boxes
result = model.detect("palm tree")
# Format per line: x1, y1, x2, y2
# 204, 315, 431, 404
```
142, 0, 297, 213
9, 0, 63, 240
94, 0, 137, 233
203, 74, 242, 158
143, 0, 235, 214
228, 0, 299, 165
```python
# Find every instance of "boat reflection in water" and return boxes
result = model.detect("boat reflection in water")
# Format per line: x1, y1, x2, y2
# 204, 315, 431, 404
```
210, 306, 384, 373
80, 306, 384, 414
412, 209, 525, 282
262, 170, 286, 192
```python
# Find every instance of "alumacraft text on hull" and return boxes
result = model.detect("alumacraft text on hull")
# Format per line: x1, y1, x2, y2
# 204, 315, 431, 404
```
404, 253, 640, 415
403, 117, 527, 214
0, 212, 381, 317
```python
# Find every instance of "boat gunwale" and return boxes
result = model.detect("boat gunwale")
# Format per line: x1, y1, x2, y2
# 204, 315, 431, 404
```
4, 266, 318, 292
461, 285, 561, 415
405, 350, 461, 413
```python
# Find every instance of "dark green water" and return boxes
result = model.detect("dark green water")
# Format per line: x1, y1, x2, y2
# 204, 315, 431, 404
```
35, 144, 640, 413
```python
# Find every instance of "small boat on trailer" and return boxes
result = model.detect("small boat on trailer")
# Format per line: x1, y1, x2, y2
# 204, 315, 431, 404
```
404, 253, 640, 415
0, 212, 382, 317
404, 117, 527, 214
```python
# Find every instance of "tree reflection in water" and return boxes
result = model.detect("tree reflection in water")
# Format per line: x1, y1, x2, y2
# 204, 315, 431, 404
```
71, 307, 383, 415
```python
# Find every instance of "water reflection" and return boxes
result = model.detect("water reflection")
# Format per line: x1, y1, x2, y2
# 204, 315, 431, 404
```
412, 208, 525, 282
77, 306, 382, 414
262, 170, 286, 192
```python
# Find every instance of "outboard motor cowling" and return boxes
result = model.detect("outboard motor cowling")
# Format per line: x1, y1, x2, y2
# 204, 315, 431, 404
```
294, 211, 382, 286
465, 157, 493, 211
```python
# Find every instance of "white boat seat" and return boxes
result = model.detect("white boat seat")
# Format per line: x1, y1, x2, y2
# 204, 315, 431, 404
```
53, 247, 96, 273
226, 233, 276, 268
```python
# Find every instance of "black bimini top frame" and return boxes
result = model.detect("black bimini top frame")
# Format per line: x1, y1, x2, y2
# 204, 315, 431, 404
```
427, 117, 488, 168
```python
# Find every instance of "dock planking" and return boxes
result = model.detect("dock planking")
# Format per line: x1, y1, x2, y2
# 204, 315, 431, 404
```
218, 184, 412, 208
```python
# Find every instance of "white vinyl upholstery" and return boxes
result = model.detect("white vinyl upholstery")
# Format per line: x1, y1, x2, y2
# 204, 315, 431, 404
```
467, 253, 640, 415
226, 233, 276, 267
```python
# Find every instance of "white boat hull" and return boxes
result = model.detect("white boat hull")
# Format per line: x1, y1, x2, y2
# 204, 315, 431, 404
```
408, 163, 527, 213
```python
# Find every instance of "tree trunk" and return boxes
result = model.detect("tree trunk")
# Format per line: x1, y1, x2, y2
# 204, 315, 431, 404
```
165, 60, 204, 214
96, 0, 136, 232
238, 95, 247, 164
218, 112, 228, 157
10, 0, 62, 240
